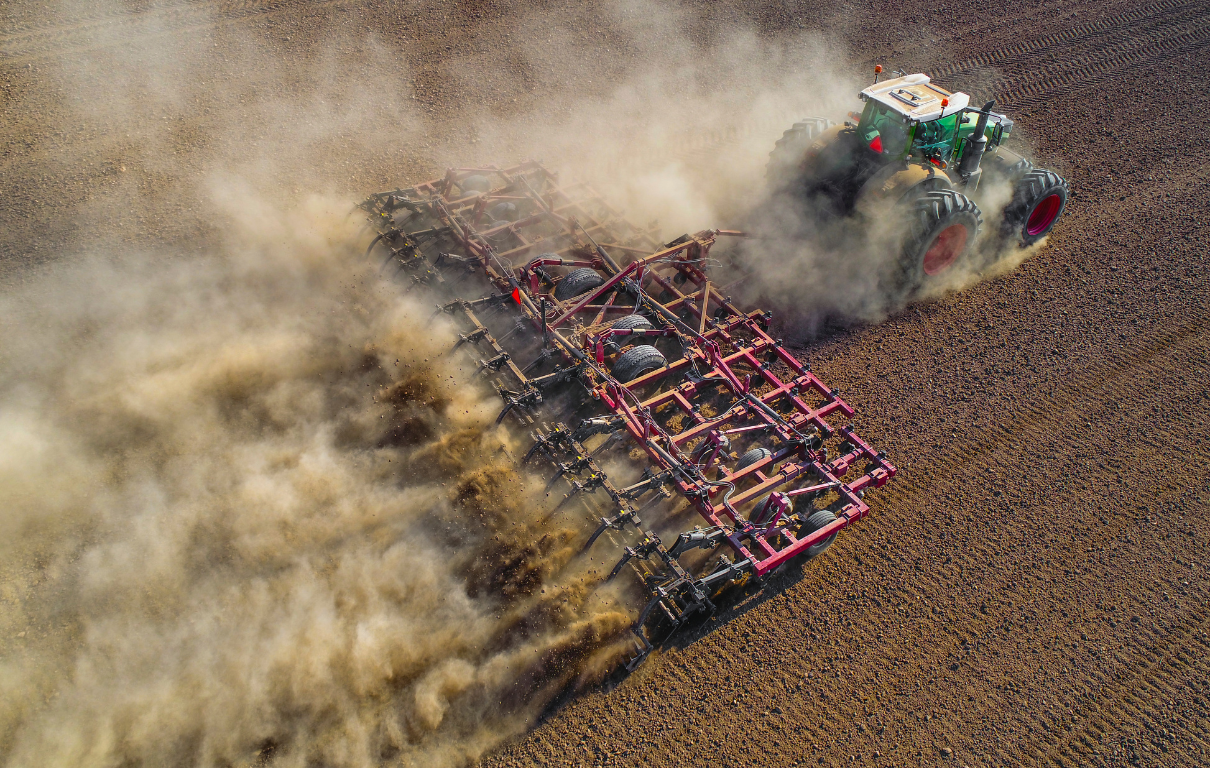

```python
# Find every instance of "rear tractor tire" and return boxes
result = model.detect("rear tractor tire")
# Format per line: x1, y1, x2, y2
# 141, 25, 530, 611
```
553, 267, 604, 302
766, 117, 835, 190
1001, 169, 1069, 246
899, 189, 983, 292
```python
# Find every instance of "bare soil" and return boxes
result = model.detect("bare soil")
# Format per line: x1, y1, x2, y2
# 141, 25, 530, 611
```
3, 1, 1208, 766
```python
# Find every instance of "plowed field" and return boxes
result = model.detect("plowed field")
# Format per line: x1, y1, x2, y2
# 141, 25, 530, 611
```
2, 1, 1206, 766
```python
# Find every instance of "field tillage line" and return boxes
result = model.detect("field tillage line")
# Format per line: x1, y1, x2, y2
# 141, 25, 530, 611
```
1046, 628, 1210, 766
0, 0, 363, 65
997, 17, 1210, 107
870, 327, 1210, 750
929, 0, 1197, 79
883, 313, 1208, 518
882, 324, 1210, 619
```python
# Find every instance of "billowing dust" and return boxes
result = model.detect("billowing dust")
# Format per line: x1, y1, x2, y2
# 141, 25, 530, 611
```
1, 0, 1033, 765
0, 190, 631, 767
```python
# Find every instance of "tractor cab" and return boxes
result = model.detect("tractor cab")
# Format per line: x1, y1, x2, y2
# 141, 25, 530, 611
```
857, 73, 1011, 174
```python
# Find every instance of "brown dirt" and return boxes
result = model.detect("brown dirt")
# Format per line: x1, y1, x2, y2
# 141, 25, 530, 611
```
3, 1, 1208, 767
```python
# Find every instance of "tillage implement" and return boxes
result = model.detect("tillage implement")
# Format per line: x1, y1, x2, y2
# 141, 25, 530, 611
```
361, 162, 896, 666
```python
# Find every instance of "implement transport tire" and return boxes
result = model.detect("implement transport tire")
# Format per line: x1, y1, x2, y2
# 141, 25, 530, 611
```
1001, 169, 1069, 246
900, 189, 983, 290
801, 510, 839, 559
735, 447, 772, 472
612, 345, 666, 383
611, 314, 654, 331
554, 268, 605, 302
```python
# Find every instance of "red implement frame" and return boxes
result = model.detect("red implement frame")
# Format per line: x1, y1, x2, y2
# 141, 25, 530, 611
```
362, 161, 896, 661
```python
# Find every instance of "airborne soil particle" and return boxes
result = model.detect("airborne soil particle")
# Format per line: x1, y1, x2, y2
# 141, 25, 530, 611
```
2, 0, 1209, 767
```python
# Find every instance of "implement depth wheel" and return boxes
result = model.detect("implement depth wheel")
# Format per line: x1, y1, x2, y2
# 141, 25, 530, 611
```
554, 268, 604, 302
735, 447, 772, 472
801, 510, 838, 559
612, 345, 666, 383
900, 189, 983, 292
611, 314, 653, 331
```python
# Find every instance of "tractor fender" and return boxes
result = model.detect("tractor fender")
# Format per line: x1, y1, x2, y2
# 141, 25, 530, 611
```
808, 124, 846, 154
856, 162, 951, 213
798, 124, 850, 175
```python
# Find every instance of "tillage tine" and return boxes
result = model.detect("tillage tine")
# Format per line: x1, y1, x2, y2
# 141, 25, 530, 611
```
359, 159, 897, 670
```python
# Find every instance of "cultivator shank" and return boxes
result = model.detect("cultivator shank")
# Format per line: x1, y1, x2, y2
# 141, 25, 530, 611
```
361, 162, 896, 666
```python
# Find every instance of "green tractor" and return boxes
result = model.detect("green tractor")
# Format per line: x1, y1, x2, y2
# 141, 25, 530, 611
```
767, 69, 1069, 293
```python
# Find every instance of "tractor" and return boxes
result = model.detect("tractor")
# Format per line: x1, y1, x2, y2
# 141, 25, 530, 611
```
767, 69, 1069, 293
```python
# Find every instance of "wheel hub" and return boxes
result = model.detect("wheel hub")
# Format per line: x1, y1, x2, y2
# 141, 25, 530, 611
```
1026, 193, 1063, 236
922, 224, 969, 275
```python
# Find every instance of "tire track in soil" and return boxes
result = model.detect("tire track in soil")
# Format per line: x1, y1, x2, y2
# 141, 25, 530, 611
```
924, 0, 1200, 81
994, 17, 1210, 108
0, 0, 363, 66
927, 0, 1196, 79
918, 0, 1190, 67
1044, 629, 1210, 766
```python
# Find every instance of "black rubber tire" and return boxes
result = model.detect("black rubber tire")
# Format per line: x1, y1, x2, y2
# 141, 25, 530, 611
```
801, 510, 838, 558
1000, 169, 1069, 246
899, 189, 983, 291
612, 345, 666, 383
611, 314, 653, 331
983, 149, 1033, 183
458, 174, 491, 194
735, 447, 772, 472
766, 117, 834, 189
553, 267, 605, 302
488, 201, 518, 221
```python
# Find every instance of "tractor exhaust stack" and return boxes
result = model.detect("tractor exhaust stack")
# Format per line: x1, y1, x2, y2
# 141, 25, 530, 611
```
959, 99, 996, 179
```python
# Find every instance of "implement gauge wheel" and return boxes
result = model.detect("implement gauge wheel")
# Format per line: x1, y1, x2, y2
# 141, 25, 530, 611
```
735, 447, 772, 472
612, 345, 666, 383
1001, 169, 1069, 246
900, 189, 983, 291
801, 510, 839, 559
554, 268, 605, 302
611, 314, 654, 330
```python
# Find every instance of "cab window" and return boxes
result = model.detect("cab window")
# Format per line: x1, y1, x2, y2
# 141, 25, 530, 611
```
859, 101, 909, 157
912, 113, 959, 160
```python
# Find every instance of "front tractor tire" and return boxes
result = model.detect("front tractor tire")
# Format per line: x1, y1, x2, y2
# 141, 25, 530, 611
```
1001, 169, 1069, 246
900, 189, 983, 292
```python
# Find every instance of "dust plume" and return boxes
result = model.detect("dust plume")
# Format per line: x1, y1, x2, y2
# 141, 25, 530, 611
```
0, 185, 633, 767
457, 0, 1041, 333
1, 0, 1035, 765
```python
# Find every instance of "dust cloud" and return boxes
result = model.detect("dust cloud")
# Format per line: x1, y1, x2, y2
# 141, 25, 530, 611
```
460, 1, 1030, 333
1, 0, 1024, 765
0, 186, 632, 767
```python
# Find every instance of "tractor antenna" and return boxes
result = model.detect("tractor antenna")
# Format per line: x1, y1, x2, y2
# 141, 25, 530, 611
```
874, 64, 883, 84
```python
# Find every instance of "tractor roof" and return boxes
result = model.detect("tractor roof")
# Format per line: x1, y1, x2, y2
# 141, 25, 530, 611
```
860, 74, 969, 123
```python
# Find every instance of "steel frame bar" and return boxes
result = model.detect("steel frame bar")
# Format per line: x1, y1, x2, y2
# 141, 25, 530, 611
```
363, 162, 895, 584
